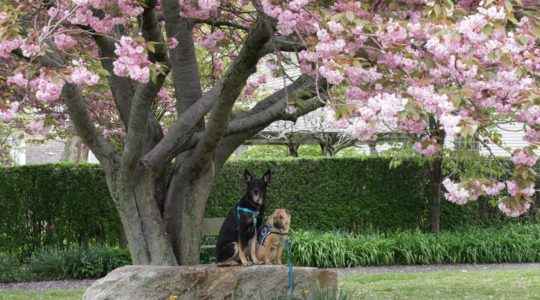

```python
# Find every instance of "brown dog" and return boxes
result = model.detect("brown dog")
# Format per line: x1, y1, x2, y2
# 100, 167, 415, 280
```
255, 209, 291, 265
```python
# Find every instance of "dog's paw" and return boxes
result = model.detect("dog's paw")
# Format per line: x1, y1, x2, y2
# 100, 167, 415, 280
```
264, 260, 272, 265
241, 261, 252, 267
252, 260, 262, 265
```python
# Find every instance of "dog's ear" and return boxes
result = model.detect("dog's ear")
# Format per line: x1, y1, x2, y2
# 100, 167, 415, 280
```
263, 169, 271, 183
244, 169, 252, 183
285, 209, 291, 217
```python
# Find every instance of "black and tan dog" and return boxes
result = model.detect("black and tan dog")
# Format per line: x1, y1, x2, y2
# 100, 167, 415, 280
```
216, 169, 271, 266
256, 208, 291, 265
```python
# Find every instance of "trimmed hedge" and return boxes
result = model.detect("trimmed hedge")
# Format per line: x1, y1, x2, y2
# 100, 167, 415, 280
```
0, 164, 121, 260
0, 158, 535, 259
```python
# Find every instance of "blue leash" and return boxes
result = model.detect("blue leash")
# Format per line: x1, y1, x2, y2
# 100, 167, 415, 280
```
286, 239, 293, 298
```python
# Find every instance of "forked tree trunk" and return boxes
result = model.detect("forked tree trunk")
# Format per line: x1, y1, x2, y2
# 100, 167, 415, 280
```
109, 168, 177, 265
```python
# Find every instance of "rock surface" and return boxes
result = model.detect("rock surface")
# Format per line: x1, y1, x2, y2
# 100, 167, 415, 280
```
83, 265, 337, 300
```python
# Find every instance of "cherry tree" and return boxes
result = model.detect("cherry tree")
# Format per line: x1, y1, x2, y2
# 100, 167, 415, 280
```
1, 0, 539, 264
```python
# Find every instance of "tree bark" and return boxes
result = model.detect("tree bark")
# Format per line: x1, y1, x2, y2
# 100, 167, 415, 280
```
287, 143, 299, 157
428, 117, 446, 233
111, 168, 177, 265
320, 143, 335, 157
429, 155, 443, 233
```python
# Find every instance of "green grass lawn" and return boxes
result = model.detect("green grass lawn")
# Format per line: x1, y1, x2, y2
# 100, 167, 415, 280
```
1, 269, 539, 299
341, 268, 540, 299
0, 289, 85, 300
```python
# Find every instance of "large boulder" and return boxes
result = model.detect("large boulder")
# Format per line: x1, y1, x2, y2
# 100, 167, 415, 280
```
83, 265, 337, 300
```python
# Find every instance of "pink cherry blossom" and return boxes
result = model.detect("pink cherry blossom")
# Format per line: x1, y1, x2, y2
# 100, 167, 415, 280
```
414, 136, 441, 157
506, 180, 535, 197
442, 178, 470, 205
54, 33, 77, 51
498, 200, 530, 218
7, 73, 28, 87
482, 182, 505, 196
511, 149, 538, 167
113, 36, 152, 83
168, 37, 178, 49
69, 65, 100, 86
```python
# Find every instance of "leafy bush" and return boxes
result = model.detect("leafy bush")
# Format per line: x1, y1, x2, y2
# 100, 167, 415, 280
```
29, 245, 130, 280
0, 253, 28, 282
289, 223, 540, 268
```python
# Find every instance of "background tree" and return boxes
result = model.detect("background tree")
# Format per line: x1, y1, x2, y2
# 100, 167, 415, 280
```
0, 0, 538, 265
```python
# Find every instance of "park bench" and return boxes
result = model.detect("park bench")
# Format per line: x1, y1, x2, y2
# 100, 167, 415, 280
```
201, 217, 225, 252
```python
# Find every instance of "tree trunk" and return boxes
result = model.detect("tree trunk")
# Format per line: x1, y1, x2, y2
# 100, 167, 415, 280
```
109, 168, 177, 265
320, 143, 335, 157
429, 155, 442, 233
287, 143, 299, 157
164, 160, 217, 265
428, 116, 446, 233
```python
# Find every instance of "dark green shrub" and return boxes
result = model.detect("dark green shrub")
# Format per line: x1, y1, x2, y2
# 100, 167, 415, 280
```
29, 245, 131, 280
0, 253, 28, 282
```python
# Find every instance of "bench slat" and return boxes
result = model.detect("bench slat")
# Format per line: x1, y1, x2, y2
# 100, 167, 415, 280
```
202, 217, 225, 236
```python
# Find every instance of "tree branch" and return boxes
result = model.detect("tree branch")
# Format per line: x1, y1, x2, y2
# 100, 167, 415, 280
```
225, 75, 325, 135
193, 19, 250, 31
92, 34, 136, 126
183, 17, 272, 174
122, 74, 167, 170
161, 0, 204, 114
62, 83, 120, 169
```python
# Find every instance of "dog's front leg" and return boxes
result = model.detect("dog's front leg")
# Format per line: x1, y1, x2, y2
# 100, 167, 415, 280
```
238, 227, 251, 266
263, 239, 273, 265
275, 242, 286, 265
249, 235, 260, 265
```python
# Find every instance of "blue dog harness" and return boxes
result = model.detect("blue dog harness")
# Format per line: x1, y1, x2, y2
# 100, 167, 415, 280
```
257, 224, 288, 245
235, 205, 258, 234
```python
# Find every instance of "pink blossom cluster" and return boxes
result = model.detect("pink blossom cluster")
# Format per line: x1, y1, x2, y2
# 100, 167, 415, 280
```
33, 70, 65, 102
262, 0, 314, 36
157, 89, 175, 114
54, 33, 77, 51
413, 136, 441, 157
113, 36, 152, 83
68, 65, 100, 87
196, 30, 225, 52
68, 6, 124, 34
118, 0, 144, 17
406, 85, 454, 117
20, 39, 42, 58
0, 38, 22, 59
179, 0, 219, 19
511, 149, 538, 167
7, 73, 29, 87
0, 102, 20, 122
168, 38, 178, 49
28, 114, 46, 134
498, 200, 530, 218
506, 180, 535, 198
442, 178, 470, 205
482, 182, 505, 196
